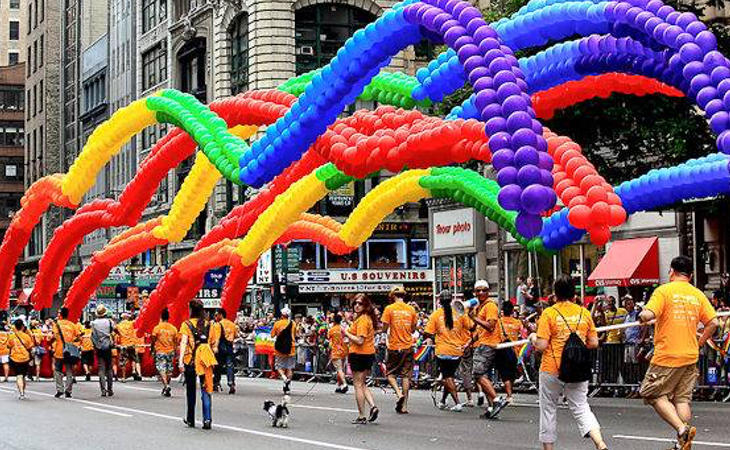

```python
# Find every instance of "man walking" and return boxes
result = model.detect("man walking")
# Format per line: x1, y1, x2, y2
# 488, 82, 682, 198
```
117, 313, 142, 382
639, 256, 718, 450
271, 307, 296, 394
212, 309, 239, 394
52, 307, 81, 398
151, 308, 178, 397
91, 305, 116, 397
381, 286, 417, 414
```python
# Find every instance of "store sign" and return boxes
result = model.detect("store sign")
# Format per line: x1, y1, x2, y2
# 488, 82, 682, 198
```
299, 269, 433, 284
299, 283, 398, 294
105, 265, 166, 285
430, 208, 484, 256
256, 250, 272, 284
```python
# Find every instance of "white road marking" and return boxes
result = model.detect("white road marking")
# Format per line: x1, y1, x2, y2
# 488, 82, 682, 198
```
289, 404, 358, 413
84, 406, 133, 417
614, 435, 730, 447
114, 384, 161, 392
0, 387, 371, 450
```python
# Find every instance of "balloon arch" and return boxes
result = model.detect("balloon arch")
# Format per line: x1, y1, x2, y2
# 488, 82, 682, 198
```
2, 0, 729, 333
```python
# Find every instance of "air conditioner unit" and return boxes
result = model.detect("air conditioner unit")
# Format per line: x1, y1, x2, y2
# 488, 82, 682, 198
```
300, 46, 314, 56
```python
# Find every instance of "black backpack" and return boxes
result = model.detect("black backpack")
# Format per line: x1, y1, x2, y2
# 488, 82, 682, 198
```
186, 320, 211, 360
552, 307, 592, 383
274, 320, 293, 355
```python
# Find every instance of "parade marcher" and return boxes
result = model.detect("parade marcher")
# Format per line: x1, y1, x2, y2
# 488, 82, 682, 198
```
639, 256, 719, 450
151, 308, 178, 397
211, 309, 238, 394
497, 301, 521, 403
424, 290, 472, 412
117, 313, 142, 382
8, 318, 33, 399
0, 322, 9, 382
271, 307, 297, 395
29, 319, 46, 381
91, 305, 116, 397
52, 307, 81, 398
344, 293, 380, 424
80, 320, 95, 382
328, 314, 348, 393
381, 286, 418, 414
530, 275, 607, 450
468, 280, 509, 419
179, 300, 217, 429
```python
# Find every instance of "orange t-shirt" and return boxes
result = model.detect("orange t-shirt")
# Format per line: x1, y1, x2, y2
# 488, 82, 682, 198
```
211, 319, 238, 345
152, 322, 178, 354
382, 301, 417, 351
180, 319, 214, 365
328, 324, 347, 359
349, 315, 375, 355
0, 331, 8, 356
116, 320, 136, 347
271, 319, 296, 357
424, 308, 472, 357
537, 302, 597, 375
646, 280, 717, 367
53, 319, 81, 359
81, 327, 93, 352
8, 329, 33, 363
476, 301, 500, 347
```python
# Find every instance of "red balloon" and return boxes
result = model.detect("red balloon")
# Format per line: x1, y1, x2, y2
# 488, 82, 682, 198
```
565, 157, 584, 176
555, 179, 575, 196
568, 204, 592, 229
562, 186, 582, 205
572, 165, 594, 182
591, 201, 611, 225
588, 225, 611, 246
606, 192, 622, 205
608, 205, 627, 226
586, 185, 608, 204
568, 195, 587, 208
579, 174, 602, 192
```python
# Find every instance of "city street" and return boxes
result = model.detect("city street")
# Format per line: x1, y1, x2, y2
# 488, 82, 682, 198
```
1, 377, 729, 450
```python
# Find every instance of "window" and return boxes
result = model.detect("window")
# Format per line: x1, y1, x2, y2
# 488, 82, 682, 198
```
410, 239, 430, 268
142, 0, 167, 33
38, 80, 43, 112
0, 122, 24, 147
229, 13, 249, 95
28, 2, 33, 31
5, 164, 17, 178
26, 46, 30, 76
8, 52, 19, 65
0, 85, 24, 111
40, 0, 44, 22
366, 239, 406, 269
178, 38, 206, 102
33, 40, 38, 72
288, 241, 319, 270
32, 84, 36, 116
141, 44, 167, 91
34, 0, 38, 28
9, 21, 19, 41
326, 247, 361, 269
39, 35, 43, 68
295, 4, 375, 75
10, 0, 20, 8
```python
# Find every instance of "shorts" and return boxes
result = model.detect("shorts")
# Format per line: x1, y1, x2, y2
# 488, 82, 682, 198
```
472, 345, 496, 377
640, 363, 698, 405
332, 358, 345, 372
0, 355, 8, 364
81, 350, 95, 366
119, 346, 140, 366
385, 349, 414, 378
155, 351, 175, 374
437, 357, 461, 379
459, 348, 475, 390
275, 355, 296, 370
10, 360, 29, 376
349, 353, 375, 373
495, 349, 518, 382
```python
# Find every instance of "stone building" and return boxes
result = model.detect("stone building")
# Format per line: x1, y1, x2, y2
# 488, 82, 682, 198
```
0, 63, 25, 241
0, 0, 26, 66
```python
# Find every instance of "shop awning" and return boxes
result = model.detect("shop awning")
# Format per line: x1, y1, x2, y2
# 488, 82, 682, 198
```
587, 237, 660, 287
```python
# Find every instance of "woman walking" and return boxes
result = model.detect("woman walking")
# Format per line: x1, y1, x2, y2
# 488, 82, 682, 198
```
8, 319, 34, 399
343, 294, 379, 424
178, 299, 218, 429
424, 290, 472, 411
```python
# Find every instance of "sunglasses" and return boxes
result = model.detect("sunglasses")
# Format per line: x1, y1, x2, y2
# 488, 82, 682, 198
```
475, 289, 489, 292
354, 301, 364, 306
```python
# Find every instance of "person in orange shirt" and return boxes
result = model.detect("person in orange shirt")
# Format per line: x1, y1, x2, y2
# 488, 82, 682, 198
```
152, 308, 178, 397
424, 290, 472, 412
381, 286, 417, 414
117, 312, 142, 382
271, 307, 297, 395
80, 321, 95, 382
530, 275, 606, 450
328, 314, 348, 394
52, 307, 81, 398
8, 318, 33, 399
639, 256, 719, 450
0, 322, 9, 382
344, 293, 380, 424
496, 301, 522, 403
29, 319, 46, 381
211, 309, 239, 394
467, 280, 508, 419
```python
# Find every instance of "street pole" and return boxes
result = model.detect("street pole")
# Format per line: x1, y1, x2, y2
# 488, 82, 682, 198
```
271, 245, 281, 317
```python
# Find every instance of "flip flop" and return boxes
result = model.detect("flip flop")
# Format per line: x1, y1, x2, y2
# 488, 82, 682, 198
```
368, 406, 379, 422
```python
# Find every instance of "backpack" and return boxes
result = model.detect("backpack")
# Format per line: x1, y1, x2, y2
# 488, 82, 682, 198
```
91, 319, 113, 351
186, 320, 211, 359
274, 320, 293, 355
552, 307, 592, 383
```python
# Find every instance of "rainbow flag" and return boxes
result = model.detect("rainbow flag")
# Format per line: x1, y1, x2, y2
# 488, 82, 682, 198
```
518, 342, 533, 364
414, 344, 432, 363
254, 326, 275, 355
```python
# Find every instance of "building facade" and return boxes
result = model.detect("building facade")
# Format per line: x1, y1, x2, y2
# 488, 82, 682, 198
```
0, 63, 25, 241
0, 0, 26, 66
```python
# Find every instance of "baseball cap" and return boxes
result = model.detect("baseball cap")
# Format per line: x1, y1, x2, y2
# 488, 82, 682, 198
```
389, 286, 406, 296
474, 280, 490, 290
280, 307, 291, 317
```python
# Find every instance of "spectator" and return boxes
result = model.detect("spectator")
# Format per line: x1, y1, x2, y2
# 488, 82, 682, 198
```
29, 319, 46, 381
91, 305, 116, 397
516, 276, 528, 314
621, 296, 647, 397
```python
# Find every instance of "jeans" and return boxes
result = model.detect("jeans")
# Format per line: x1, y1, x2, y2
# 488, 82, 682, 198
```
96, 348, 113, 394
214, 341, 235, 387
539, 372, 600, 444
185, 364, 211, 423
53, 359, 74, 394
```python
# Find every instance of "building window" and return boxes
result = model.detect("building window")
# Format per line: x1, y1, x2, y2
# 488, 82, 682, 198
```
39, 35, 43, 67
0, 85, 24, 111
40, 0, 44, 22
366, 239, 407, 269
326, 247, 361, 269
33, 40, 38, 72
9, 21, 19, 41
178, 38, 206, 102
38, 80, 43, 112
295, 4, 376, 75
288, 241, 319, 270
26, 89, 30, 120
142, 0, 167, 34
410, 239, 430, 269
141, 44, 167, 91
8, 52, 19, 66
34, 0, 38, 28
0, 122, 24, 147
10, 0, 20, 8
29, 2, 33, 31
26, 46, 30, 76
229, 13, 248, 95
32, 84, 36, 116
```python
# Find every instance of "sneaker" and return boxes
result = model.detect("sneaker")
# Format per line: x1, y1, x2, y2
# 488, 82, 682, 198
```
335, 387, 343, 394
450, 403, 464, 412
368, 406, 379, 423
65, 392, 72, 398
283, 380, 291, 394
341, 385, 349, 394
164, 387, 172, 397
465, 400, 475, 407
183, 418, 195, 428
477, 394, 485, 407
228, 385, 236, 395
437, 401, 448, 410
101, 391, 107, 397
486, 397, 508, 419
202, 421, 212, 430
54, 391, 63, 398
85, 374, 91, 382
351, 417, 367, 425
108, 390, 114, 397
161, 387, 167, 397
678, 425, 697, 450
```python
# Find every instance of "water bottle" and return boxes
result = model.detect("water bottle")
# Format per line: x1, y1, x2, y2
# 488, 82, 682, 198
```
305, 361, 312, 373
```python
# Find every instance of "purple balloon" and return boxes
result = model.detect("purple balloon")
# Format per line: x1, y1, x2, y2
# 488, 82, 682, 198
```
530, 119, 542, 135
458, 7, 482, 25
662, 25, 682, 46
454, 36, 473, 50
517, 165, 542, 187
497, 166, 518, 185
696, 31, 718, 52
521, 185, 551, 215
507, 111, 533, 133
646, 0, 663, 13
491, 149, 515, 170
696, 86, 718, 108
463, 55, 485, 72
686, 21, 707, 36
439, 19, 460, 34
422, 8, 441, 25
538, 151, 554, 170
468, 67, 490, 85
458, 43, 479, 58
690, 73, 711, 93
656, 5, 674, 19
496, 82, 521, 102
674, 32, 694, 48
644, 17, 663, 35
682, 60, 705, 80
515, 212, 543, 237
710, 111, 729, 134
473, 25, 498, 42
626, 7, 642, 23
485, 117, 507, 135
498, 184, 523, 211
451, 2, 470, 19
680, 42, 704, 63
718, 130, 730, 153
478, 38, 501, 54
467, 17, 485, 35
718, 79, 730, 96
444, 27, 467, 47
501, 94, 527, 116
706, 99, 724, 116
676, 12, 698, 29
512, 128, 538, 148
613, 2, 631, 19
473, 76, 494, 92
540, 169, 554, 188
635, 11, 653, 28
482, 103, 503, 120
514, 145, 539, 167
488, 131, 511, 152
494, 70, 517, 86
707, 53, 728, 74
489, 57, 512, 73
474, 89, 498, 111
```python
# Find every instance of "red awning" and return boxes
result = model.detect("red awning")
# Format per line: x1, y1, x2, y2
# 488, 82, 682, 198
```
587, 237, 660, 287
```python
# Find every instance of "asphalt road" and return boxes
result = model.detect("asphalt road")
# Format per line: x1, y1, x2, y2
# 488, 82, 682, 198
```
1, 376, 729, 450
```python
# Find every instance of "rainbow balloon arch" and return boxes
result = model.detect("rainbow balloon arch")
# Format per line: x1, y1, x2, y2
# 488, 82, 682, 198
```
2, 0, 730, 333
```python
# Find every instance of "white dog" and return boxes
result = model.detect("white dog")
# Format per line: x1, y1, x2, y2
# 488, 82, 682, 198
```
263, 395, 290, 428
